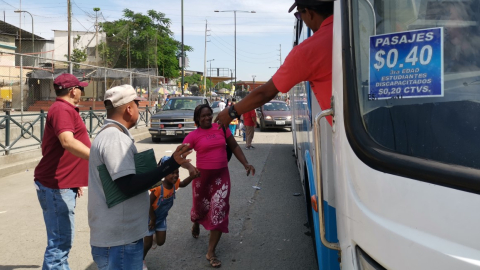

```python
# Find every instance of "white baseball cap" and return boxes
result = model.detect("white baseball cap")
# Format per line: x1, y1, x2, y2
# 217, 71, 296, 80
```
104, 85, 142, 109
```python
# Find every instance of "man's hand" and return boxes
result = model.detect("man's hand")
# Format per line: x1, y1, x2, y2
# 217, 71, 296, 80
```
214, 109, 233, 129
245, 164, 256, 176
77, 187, 84, 198
172, 144, 193, 165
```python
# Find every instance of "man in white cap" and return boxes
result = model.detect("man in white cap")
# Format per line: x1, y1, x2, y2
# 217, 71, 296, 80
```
215, 0, 335, 126
218, 98, 226, 111
88, 85, 195, 270
34, 73, 90, 270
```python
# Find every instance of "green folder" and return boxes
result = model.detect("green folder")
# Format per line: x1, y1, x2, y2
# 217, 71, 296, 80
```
97, 148, 158, 208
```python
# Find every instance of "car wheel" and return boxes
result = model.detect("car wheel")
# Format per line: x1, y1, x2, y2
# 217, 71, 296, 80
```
152, 136, 161, 143
260, 120, 266, 132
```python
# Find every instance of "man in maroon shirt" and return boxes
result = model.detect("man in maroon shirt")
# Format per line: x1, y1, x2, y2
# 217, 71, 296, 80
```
34, 73, 90, 270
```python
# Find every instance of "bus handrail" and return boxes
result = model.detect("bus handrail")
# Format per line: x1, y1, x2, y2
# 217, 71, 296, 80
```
314, 109, 341, 251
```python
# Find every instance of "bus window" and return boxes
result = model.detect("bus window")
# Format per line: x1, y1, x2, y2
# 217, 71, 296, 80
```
352, 0, 480, 170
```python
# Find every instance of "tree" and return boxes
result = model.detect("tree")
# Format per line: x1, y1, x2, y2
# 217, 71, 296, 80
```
183, 74, 213, 95
65, 35, 87, 69
99, 9, 193, 78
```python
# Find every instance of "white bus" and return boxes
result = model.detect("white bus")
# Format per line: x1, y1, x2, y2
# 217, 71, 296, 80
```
291, 0, 480, 269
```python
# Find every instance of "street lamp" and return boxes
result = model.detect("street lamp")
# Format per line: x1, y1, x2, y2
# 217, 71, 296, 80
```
214, 10, 255, 91
14, 10, 34, 54
207, 59, 215, 93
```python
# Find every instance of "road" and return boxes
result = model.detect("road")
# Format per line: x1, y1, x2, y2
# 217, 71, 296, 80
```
0, 129, 317, 270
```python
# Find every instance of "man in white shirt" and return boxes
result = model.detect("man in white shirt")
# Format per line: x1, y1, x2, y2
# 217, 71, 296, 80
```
218, 99, 226, 111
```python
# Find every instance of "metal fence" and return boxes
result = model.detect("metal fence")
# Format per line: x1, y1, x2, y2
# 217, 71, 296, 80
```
0, 51, 165, 113
0, 106, 158, 155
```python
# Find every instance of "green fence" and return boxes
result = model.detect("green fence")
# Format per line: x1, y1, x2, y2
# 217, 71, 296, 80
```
0, 106, 157, 155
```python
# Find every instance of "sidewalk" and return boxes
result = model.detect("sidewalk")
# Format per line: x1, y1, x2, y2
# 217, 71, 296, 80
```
0, 126, 152, 178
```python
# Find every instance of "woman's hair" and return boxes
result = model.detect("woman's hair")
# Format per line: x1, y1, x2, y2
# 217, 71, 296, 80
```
193, 104, 213, 126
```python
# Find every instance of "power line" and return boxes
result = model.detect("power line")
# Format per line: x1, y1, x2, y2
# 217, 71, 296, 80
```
1, 0, 17, 9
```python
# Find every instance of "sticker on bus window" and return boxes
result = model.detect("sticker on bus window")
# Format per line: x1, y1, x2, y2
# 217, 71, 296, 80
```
369, 27, 443, 100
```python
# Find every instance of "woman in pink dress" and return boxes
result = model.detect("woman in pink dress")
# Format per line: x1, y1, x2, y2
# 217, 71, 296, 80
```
183, 104, 255, 268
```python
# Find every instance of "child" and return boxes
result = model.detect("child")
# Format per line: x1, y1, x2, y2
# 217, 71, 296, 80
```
143, 156, 199, 270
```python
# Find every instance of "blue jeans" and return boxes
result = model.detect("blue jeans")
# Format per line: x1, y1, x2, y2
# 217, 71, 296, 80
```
91, 239, 144, 270
35, 181, 77, 270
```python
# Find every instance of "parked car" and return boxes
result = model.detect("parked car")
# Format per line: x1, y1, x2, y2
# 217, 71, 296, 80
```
149, 96, 212, 142
255, 100, 292, 131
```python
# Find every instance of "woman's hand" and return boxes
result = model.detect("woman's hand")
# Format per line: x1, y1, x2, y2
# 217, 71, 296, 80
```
182, 162, 201, 178
245, 164, 255, 176
172, 144, 193, 165
148, 218, 156, 230
189, 166, 201, 179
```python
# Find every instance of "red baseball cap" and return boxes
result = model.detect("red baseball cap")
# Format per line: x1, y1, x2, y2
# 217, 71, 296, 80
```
53, 73, 88, 91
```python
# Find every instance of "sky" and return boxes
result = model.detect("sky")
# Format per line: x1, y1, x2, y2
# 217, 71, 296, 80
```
1, 0, 297, 82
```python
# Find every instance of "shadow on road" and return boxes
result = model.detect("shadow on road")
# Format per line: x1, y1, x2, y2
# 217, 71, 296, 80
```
0, 265, 40, 269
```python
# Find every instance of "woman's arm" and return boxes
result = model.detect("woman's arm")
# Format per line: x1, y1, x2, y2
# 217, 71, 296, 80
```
226, 136, 256, 176
179, 173, 200, 188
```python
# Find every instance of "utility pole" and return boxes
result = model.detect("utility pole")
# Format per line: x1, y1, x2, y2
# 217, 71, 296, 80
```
94, 8, 100, 66
203, 20, 208, 97
67, 0, 71, 63
279, 44, 282, 66
181, 0, 185, 95
252, 75, 256, 91
18, 0, 21, 53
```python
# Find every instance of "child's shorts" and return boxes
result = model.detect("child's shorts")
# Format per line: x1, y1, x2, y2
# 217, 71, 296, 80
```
147, 217, 167, 236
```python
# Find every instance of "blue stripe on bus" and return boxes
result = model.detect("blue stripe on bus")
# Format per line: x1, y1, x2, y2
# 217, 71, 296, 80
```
305, 151, 340, 270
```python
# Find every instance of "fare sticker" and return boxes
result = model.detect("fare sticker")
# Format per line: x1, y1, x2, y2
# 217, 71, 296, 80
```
369, 28, 444, 100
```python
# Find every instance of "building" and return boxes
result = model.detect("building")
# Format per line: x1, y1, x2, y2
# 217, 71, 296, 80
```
0, 21, 54, 66
0, 21, 53, 107
53, 30, 106, 65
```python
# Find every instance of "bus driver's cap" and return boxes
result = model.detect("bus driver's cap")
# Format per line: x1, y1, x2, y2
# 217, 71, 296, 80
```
104, 85, 142, 109
288, 0, 335, 13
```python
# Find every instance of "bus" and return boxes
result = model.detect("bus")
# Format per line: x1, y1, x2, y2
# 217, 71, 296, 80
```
291, 0, 480, 269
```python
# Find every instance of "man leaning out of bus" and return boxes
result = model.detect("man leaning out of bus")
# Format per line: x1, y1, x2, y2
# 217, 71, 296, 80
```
215, 0, 335, 126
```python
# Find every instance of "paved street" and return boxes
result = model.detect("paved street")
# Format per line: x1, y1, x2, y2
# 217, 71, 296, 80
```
0, 129, 317, 270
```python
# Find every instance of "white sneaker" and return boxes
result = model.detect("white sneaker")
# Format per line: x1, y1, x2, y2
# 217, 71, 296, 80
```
143, 260, 148, 270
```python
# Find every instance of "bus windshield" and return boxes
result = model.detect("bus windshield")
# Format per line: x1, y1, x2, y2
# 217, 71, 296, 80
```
352, 0, 480, 169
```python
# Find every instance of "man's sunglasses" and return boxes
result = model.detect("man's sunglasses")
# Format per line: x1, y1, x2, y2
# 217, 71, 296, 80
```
294, 8, 306, 20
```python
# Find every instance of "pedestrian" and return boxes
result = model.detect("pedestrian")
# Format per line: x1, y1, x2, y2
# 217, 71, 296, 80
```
88, 85, 196, 270
164, 94, 171, 105
34, 73, 91, 270
142, 156, 200, 269
218, 98, 226, 111
184, 104, 255, 268
214, 0, 334, 127
243, 109, 257, 150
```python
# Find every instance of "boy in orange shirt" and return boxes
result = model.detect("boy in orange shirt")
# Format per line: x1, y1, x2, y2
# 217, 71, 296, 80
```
143, 156, 200, 269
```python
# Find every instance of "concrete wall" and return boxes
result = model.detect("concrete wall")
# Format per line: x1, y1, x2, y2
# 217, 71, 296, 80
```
53, 30, 106, 65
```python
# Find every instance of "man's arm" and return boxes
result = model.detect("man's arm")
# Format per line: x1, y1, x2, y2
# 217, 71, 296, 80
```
114, 144, 193, 196
214, 79, 279, 127
58, 131, 90, 160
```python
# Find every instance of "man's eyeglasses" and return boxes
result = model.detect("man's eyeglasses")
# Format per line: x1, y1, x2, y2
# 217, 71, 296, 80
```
294, 8, 306, 20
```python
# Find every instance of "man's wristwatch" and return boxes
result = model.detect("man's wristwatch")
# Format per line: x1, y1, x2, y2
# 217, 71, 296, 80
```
228, 105, 240, 119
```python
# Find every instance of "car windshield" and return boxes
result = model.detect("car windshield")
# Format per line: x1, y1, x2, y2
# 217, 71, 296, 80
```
162, 99, 203, 111
211, 101, 219, 108
263, 102, 290, 111
352, 0, 480, 169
